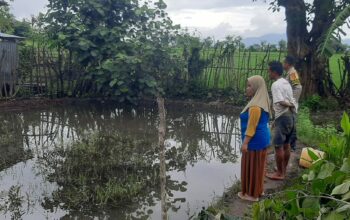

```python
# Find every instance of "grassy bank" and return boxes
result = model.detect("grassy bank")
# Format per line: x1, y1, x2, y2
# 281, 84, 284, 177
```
297, 108, 337, 147
252, 109, 350, 219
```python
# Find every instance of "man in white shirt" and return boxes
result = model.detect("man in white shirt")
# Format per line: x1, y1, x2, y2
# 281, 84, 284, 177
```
266, 61, 296, 181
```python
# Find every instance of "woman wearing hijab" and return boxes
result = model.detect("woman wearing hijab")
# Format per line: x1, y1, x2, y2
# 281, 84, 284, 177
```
238, 75, 271, 202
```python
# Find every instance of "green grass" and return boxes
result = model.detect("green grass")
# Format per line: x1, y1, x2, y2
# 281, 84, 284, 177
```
297, 108, 337, 147
199, 50, 285, 90
199, 50, 345, 90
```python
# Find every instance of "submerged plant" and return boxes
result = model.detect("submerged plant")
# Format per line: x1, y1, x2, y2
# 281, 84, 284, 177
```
0, 185, 25, 220
42, 133, 188, 215
43, 134, 158, 211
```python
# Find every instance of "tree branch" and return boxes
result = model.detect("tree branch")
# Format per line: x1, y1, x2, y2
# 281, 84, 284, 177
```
0, 0, 8, 7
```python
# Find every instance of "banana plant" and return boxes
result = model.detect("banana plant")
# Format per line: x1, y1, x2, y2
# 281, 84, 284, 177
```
319, 5, 350, 57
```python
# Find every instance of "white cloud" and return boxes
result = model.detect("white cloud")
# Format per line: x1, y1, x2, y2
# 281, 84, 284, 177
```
169, 7, 253, 29
165, 0, 265, 11
243, 7, 286, 37
169, 5, 286, 39
10, 0, 47, 19
185, 22, 235, 40
8, 0, 287, 39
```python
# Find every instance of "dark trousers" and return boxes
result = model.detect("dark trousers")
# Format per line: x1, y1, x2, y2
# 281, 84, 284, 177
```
290, 113, 297, 150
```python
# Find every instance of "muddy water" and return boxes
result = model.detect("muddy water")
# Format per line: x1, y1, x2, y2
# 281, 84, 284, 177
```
0, 101, 242, 220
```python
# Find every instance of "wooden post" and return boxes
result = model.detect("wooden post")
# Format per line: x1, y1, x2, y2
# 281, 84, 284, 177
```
42, 46, 49, 97
157, 96, 167, 220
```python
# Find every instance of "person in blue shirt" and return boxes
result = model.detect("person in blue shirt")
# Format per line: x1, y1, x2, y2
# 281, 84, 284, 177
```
238, 75, 272, 202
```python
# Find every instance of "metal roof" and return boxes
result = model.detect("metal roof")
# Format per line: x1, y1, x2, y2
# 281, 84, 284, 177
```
0, 32, 25, 39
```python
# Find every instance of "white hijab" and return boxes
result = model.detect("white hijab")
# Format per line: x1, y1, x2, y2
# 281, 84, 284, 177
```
241, 75, 272, 115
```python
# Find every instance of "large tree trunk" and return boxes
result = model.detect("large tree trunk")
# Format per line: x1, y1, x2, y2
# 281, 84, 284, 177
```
279, 0, 333, 97
302, 53, 327, 96
279, 0, 309, 58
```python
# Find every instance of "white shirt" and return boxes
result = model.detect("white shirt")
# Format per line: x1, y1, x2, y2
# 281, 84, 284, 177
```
271, 78, 296, 119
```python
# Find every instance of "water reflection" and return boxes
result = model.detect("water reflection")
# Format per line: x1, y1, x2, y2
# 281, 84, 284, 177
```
0, 102, 241, 219
0, 113, 31, 171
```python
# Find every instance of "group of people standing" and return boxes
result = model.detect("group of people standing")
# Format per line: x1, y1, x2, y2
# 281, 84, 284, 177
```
238, 56, 302, 202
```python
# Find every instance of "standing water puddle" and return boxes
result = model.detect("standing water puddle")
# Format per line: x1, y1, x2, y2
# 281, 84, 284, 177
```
0, 101, 241, 219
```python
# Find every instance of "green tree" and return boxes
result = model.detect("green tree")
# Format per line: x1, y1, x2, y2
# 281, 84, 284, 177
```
0, 0, 32, 36
13, 19, 31, 37
269, 44, 278, 52
239, 42, 246, 51
0, 0, 14, 33
255, 0, 350, 96
45, 0, 183, 103
0, 0, 9, 7
177, 34, 208, 81
249, 44, 261, 52
203, 37, 214, 47
260, 40, 268, 51
278, 39, 287, 51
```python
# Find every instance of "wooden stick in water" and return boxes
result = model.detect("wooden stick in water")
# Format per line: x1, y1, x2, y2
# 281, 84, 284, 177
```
157, 96, 167, 220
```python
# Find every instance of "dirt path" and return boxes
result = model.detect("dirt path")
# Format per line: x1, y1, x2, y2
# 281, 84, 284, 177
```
226, 145, 303, 218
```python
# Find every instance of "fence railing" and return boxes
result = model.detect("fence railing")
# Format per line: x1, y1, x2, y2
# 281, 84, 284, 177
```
17, 42, 86, 98
11, 40, 348, 100
199, 46, 285, 91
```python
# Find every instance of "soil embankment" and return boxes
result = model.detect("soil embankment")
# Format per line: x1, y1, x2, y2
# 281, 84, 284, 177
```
0, 98, 243, 113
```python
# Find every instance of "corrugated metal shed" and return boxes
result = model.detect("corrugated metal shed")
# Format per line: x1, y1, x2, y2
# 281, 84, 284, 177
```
0, 33, 25, 40
0, 32, 24, 97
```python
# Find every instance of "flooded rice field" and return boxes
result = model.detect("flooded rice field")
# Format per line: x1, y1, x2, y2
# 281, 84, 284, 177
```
0, 101, 242, 220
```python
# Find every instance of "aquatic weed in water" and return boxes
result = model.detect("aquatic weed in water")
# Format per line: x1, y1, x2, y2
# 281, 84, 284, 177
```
0, 185, 25, 220
43, 133, 161, 212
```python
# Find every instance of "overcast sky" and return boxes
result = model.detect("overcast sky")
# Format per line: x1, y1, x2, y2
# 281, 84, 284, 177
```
9, 0, 287, 39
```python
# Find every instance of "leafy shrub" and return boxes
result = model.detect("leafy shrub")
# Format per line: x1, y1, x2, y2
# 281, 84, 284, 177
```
253, 112, 350, 219
297, 108, 337, 147
253, 156, 350, 219
302, 95, 339, 111
45, 0, 185, 103
321, 112, 350, 164
302, 95, 322, 111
